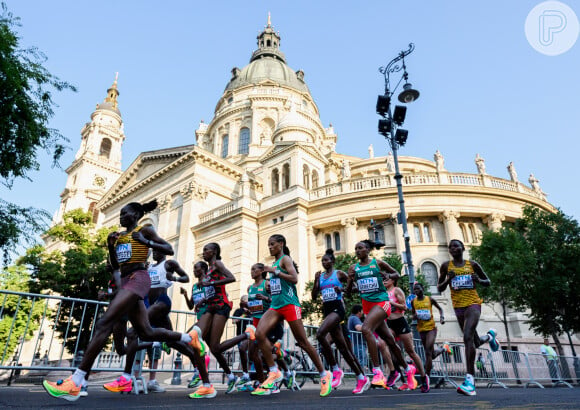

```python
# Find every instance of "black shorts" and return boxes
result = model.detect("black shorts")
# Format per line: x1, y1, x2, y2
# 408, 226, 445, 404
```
322, 300, 346, 322
387, 316, 411, 336
206, 303, 232, 317
267, 321, 285, 343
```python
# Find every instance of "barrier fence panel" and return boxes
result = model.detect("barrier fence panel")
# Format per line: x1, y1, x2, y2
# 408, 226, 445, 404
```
558, 355, 580, 386
525, 352, 573, 388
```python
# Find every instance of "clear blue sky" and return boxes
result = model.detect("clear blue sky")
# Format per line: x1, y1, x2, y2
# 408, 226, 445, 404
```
4, 1, 580, 239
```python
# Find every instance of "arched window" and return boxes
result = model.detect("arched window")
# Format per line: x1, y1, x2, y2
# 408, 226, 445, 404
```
414, 224, 423, 242
325, 234, 332, 250
271, 169, 279, 194
460, 223, 470, 243
221, 135, 229, 158
312, 170, 319, 188
333, 232, 341, 251
99, 138, 112, 159
303, 164, 310, 189
88, 202, 99, 223
238, 128, 250, 154
469, 224, 478, 243
282, 163, 290, 190
423, 224, 432, 242
267, 39, 271, 47
421, 261, 439, 293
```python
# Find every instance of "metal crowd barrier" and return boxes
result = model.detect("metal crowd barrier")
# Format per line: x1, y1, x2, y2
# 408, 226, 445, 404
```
0, 290, 578, 390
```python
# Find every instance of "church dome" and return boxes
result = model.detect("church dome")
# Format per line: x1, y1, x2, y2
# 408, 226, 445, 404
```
275, 107, 311, 132
224, 15, 310, 94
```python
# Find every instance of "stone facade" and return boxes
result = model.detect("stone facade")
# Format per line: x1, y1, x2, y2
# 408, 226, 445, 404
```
50, 20, 557, 347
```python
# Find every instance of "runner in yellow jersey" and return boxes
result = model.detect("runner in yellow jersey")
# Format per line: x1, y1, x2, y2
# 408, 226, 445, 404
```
438, 239, 500, 396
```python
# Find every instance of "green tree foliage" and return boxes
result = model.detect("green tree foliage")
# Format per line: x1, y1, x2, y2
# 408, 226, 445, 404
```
18, 209, 114, 353
0, 3, 76, 264
471, 205, 580, 353
0, 265, 46, 362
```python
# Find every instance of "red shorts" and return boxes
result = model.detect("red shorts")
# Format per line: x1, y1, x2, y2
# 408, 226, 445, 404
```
253, 317, 260, 327
362, 299, 391, 317
121, 270, 151, 299
270, 304, 302, 322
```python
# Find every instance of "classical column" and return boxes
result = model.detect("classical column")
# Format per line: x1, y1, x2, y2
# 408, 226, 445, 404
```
483, 213, 505, 232
438, 210, 462, 244
341, 217, 358, 252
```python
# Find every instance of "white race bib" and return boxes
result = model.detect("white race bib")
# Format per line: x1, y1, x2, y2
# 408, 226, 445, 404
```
322, 287, 338, 302
357, 277, 379, 293
204, 286, 216, 299
116, 243, 132, 263
148, 270, 160, 286
270, 278, 282, 295
247, 299, 264, 314
193, 290, 205, 305
451, 274, 474, 290
416, 309, 431, 321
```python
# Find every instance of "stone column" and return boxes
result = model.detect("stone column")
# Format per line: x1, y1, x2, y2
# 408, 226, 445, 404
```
483, 213, 505, 232
438, 210, 462, 244
341, 217, 358, 253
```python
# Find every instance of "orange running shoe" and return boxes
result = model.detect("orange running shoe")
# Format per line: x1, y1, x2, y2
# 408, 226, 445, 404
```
320, 372, 332, 397
260, 369, 283, 389
103, 375, 133, 393
189, 384, 217, 399
245, 325, 256, 341
43, 377, 81, 401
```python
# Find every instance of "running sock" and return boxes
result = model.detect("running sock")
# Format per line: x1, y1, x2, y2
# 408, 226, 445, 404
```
269, 366, 278, 373
480, 334, 492, 343
181, 333, 192, 343
81, 379, 88, 387
466, 373, 474, 384
243, 372, 250, 379
404, 366, 411, 373
284, 371, 291, 378
71, 369, 87, 386
357, 374, 366, 380
227, 373, 235, 381
373, 367, 382, 373
320, 370, 328, 377
332, 364, 340, 372
203, 383, 212, 388
122, 373, 132, 380
152, 341, 161, 348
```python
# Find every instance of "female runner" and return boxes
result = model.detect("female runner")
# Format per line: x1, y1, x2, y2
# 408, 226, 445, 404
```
312, 249, 369, 394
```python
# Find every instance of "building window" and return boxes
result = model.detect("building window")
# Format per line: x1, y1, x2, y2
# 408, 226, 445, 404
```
282, 163, 290, 190
333, 232, 341, 251
272, 169, 279, 194
368, 226, 385, 244
414, 224, 422, 243
325, 234, 332, 250
238, 127, 250, 154
423, 224, 432, 242
88, 202, 99, 223
221, 135, 229, 158
312, 170, 319, 188
99, 138, 112, 159
303, 165, 310, 189
421, 261, 439, 293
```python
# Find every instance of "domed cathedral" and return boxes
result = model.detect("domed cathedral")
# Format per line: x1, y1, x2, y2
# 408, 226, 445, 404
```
56, 17, 554, 345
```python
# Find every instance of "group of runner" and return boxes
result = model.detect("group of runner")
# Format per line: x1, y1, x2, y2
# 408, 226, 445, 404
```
42, 199, 500, 402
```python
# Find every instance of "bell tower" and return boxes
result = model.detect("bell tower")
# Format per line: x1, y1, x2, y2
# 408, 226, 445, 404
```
53, 74, 125, 225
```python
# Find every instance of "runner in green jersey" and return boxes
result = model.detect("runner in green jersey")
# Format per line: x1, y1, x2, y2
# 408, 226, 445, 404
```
252, 234, 333, 397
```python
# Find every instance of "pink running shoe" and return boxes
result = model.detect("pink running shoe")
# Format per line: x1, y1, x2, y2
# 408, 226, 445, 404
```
406, 365, 418, 390
371, 368, 386, 388
352, 376, 370, 395
331, 369, 344, 389
103, 375, 132, 393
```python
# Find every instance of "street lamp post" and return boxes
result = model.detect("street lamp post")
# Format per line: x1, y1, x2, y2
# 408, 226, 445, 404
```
376, 43, 420, 287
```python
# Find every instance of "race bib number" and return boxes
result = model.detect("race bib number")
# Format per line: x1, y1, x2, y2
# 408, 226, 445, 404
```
148, 270, 160, 286
247, 299, 264, 314
204, 286, 216, 299
115, 243, 132, 263
192, 290, 205, 305
451, 274, 474, 290
322, 287, 338, 302
357, 277, 379, 293
416, 309, 431, 321
270, 278, 282, 295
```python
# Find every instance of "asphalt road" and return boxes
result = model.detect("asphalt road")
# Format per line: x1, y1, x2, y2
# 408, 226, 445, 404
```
1, 383, 579, 409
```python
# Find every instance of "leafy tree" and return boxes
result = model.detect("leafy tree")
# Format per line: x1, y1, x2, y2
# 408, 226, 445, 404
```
18, 209, 114, 353
471, 205, 580, 355
0, 265, 46, 362
470, 228, 535, 348
0, 3, 76, 264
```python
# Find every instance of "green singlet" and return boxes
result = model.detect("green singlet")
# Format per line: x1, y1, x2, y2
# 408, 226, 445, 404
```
247, 279, 270, 319
269, 256, 300, 309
